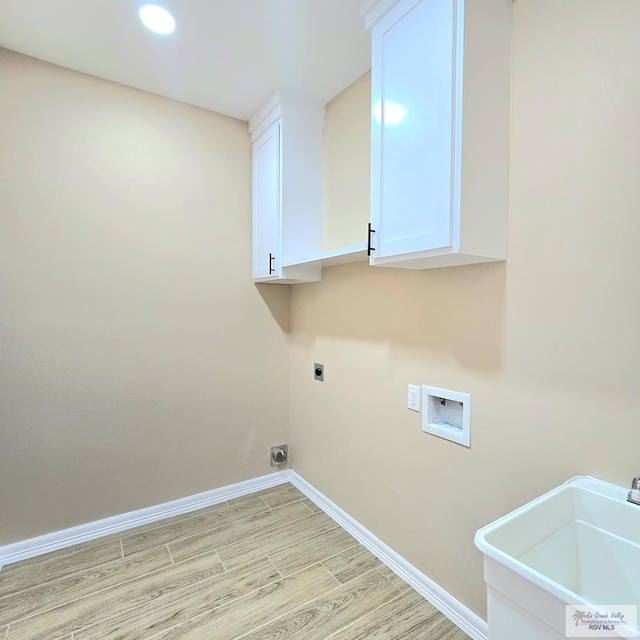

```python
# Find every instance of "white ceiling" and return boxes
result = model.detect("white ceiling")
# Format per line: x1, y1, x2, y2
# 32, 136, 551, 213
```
0, 0, 372, 121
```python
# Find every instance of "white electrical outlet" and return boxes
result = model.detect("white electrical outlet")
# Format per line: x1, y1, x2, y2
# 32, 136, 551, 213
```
407, 384, 421, 412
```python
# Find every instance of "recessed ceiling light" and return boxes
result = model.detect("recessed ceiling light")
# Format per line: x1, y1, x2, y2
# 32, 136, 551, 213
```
139, 4, 176, 35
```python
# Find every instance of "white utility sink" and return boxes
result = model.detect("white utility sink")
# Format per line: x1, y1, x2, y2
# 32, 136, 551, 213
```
475, 477, 640, 639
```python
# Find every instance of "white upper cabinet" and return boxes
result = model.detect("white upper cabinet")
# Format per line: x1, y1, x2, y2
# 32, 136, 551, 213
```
363, 0, 511, 269
249, 93, 325, 283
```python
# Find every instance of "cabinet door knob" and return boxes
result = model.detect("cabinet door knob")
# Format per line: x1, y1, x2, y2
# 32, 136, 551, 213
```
367, 223, 376, 256
268, 252, 275, 275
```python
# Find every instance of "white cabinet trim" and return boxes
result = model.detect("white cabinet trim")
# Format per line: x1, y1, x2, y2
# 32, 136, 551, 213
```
249, 91, 325, 142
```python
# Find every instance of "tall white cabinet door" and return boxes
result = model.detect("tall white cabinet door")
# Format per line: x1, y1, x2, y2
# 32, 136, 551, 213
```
371, 0, 458, 260
252, 121, 281, 280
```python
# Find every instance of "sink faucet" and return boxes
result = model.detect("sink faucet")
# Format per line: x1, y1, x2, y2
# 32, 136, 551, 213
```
628, 476, 640, 506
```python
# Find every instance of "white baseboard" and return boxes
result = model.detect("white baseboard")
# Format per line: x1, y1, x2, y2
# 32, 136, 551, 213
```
0, 469, 488, 640
0, 471, 290, 569
288, 471, 488, 640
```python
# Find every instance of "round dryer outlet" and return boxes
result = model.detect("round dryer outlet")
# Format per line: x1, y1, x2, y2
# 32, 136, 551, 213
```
270, 445, 288, 466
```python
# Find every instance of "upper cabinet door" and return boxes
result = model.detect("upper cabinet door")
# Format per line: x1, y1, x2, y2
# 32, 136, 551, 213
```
371, 0, 457, 259
252, 120, 281, 280
364, 0, 510, 270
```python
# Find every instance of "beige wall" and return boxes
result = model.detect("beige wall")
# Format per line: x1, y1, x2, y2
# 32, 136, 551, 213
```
0, 49, 290, 545
322, 72, 371, 252
290, 0, 640, 618
2, 0, 640, 621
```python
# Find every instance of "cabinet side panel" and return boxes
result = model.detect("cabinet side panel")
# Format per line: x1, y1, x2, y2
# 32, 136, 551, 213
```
280, 120, 323, 265
370, 17, 383, 260
458, 0, 511, 259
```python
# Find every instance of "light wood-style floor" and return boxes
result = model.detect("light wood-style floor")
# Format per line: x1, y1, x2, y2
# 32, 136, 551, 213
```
0, 483, 470, 640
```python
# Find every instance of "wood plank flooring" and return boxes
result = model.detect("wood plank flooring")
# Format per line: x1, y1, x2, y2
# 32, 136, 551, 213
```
0, 484, 470, 640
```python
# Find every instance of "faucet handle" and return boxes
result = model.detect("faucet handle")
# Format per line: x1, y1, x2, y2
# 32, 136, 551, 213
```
628, 476, 640, 506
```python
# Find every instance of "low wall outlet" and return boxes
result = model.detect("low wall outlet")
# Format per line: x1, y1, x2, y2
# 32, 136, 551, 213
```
407, 384, 421, 412
270, 445, 288, 466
